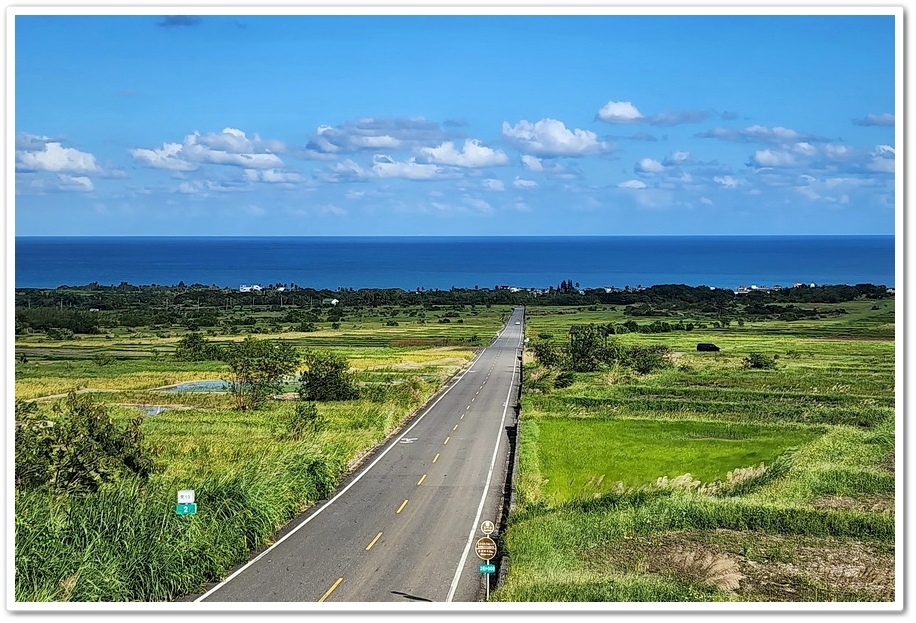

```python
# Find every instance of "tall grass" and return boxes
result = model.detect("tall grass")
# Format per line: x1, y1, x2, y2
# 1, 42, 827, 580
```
15, 443, 344, 602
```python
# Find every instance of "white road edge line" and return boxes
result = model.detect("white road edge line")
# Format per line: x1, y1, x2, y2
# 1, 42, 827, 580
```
446, 312, 523, 602
195, 330, 496, 602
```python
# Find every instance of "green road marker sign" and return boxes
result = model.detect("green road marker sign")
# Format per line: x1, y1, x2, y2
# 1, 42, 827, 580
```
175, 502, 197, 515
479, 563, 495, 574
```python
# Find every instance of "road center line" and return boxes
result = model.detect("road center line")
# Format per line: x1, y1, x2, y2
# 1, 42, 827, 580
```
432, 453, 439, 463
365, 532, 383, 551
443, 436, 450, 445
453, 424, 459, 430
318, 577, 343, 602
417, 474, 426, 486
396, 499, 408, 514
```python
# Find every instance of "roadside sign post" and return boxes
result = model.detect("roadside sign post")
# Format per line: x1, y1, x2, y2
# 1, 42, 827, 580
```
475, 523, 498, 600
176, 490, 197, 515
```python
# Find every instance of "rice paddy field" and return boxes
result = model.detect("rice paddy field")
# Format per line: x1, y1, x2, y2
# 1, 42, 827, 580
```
491, 299, 897, 604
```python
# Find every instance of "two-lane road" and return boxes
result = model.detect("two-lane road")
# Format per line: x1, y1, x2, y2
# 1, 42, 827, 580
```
193, 306, 525, 603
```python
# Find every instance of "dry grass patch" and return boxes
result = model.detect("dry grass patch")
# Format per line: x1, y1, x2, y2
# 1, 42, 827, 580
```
580, 528, 894, 602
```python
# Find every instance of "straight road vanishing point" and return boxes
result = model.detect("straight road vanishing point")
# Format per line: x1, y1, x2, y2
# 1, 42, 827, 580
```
192, 307, 525, 603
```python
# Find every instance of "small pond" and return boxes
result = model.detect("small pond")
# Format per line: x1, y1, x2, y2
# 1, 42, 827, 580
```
161, 380, 229, 393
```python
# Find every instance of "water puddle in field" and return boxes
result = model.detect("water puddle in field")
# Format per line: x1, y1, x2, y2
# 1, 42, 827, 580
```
141, 405, 171, 416
160, 380, 229, 393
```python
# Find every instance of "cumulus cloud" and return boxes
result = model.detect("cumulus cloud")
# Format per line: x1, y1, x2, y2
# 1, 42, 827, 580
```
501, 118, 609, 157
597, 100, 710, 126
372, 154, 441, 180
635, 157, 665, 175
56, 174, 94, 192
618, 179, 647, 189
521, 154, 543, 171
713, 175, 743, 188
513, 177, 538, 189
483, 179, 505, 191
697, 124, 827, 144
303, 117, 454, 158
16, 141, 101, 174
130, 142, 198, 171
853, 112, 894, 127
749, 149, 799, 168
131, 128, 284, 171
420, 139, 509, 167
597, 101, 644, 123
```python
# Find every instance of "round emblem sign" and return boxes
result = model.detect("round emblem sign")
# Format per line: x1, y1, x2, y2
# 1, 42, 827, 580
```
475, 536, 497, 560
480, 520, 495, 535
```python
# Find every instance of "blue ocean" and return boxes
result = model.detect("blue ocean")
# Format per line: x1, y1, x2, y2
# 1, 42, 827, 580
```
13, 236, 895, 291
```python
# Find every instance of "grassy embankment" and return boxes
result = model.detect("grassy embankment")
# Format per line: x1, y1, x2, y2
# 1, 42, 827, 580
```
14, 304, 512, 602
492, 299, 896, 603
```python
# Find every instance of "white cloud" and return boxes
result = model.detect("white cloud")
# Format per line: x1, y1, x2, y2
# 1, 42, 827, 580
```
131, 142, 198, 171
597, 101, 709, 126
304, 117, 453, 158
131, 128, 284, 171
713, 175, 743, 188
372, 155, 441, 180
17, 142, 101, 174
56, 174, 94, 192
521, 155, 543, 171
618, 179, 647, 189
597, 100, 643, 123
421, 139, 509, 167
502, 118, 609, 157
484, 179, 505, 191
635, 158, 665, 175
513, 177, 538, 189
750, 149, 798, 168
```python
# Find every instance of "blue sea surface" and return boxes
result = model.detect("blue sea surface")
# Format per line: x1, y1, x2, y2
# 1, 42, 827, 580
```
14, 236, 895, 291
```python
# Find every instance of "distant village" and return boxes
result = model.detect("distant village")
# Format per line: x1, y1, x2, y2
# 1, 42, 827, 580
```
234, 281, 889, 297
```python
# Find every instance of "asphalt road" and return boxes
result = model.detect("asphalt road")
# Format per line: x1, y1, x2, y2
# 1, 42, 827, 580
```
192, 306, 525, 604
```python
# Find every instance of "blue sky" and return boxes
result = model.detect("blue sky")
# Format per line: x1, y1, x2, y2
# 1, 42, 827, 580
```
13, 10, 898, 236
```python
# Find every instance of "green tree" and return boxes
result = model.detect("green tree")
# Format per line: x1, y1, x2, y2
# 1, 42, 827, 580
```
174, 332, 223, 361
531, 340, 563, 369
299, 348, 360, 401
222, 337, 300, 410
15, 392, 155, 493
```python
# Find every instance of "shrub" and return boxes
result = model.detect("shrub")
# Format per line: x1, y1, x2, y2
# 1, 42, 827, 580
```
299, 348, 360, 402
15, 392, 156, 494
743, 352, 778, 370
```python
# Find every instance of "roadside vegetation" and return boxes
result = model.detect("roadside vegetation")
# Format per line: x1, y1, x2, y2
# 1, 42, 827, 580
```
13, 282, 895, 603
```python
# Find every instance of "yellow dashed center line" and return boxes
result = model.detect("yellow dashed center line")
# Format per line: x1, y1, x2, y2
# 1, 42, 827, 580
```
318, 577, 343, 602
453, 424, 459, 431
444, 436, 450, 445
417, 474, 427, 486
366, 532, 383, 551
433, 453, 440, 463
396, 499, 409, 514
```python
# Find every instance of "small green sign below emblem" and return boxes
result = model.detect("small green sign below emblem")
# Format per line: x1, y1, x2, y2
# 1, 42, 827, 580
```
175, 502, 197, 515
